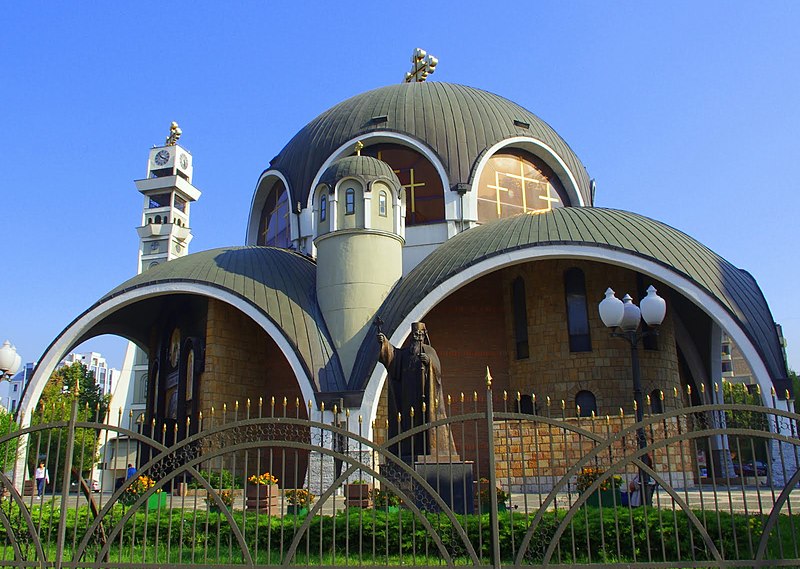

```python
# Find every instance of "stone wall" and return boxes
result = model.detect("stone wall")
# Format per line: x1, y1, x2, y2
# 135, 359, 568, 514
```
494, 415, 696, 492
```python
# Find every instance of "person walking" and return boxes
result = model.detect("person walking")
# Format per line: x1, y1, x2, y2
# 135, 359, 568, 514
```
35, 462, 49, 498
126, 463, 137, 479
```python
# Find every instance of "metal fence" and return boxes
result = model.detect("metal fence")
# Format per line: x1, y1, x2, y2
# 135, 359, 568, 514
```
1, 381, 799, 568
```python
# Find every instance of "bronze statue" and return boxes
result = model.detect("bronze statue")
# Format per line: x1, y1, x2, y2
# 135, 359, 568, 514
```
377, 322, 457, 461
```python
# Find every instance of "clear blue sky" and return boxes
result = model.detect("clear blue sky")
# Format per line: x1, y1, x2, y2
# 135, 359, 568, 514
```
1, 2, 798, 375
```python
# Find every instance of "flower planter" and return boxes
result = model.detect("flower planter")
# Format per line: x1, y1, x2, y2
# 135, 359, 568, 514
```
286, 504, 308, 516
584, 488, 617, 508
345, 483, 372, 508
246, 484, 279, 513
147, 492, 168, 510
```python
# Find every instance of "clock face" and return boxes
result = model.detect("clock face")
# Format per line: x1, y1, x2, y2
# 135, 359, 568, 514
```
154, 149, 171, 166
179, 154, 189, 170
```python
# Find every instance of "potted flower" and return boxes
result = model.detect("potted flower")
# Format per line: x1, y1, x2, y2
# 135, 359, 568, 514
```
206, 489, 235, 513
477, 477, 509, 512
246, 471, 279, 512
370, 487, 401, 512
121, 474, 165, 509
576, 467, 622, 507
345, 479, 371, 508
284, 488, 315, 515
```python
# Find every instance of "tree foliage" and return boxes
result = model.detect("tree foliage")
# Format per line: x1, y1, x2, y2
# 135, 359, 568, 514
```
0, 407, 19, 472
28, 362, 110, 484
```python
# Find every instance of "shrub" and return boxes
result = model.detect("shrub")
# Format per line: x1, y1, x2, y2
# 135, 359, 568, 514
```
576, 467, 622, 493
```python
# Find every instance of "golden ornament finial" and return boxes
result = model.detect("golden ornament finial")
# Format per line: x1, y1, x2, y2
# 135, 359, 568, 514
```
165, 121, 182, 146
404, 48, 438, 83
485, 366, 493, 389
354, 141, 364, 156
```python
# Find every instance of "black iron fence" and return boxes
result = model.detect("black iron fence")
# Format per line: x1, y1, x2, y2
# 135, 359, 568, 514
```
1, 381, 798, 568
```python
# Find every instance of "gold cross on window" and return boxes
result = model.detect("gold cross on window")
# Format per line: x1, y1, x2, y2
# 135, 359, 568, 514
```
377, 151, 425, 213
486, 159, 559, 215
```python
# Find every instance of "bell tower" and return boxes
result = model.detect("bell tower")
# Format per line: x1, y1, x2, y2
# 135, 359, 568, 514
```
135, 122, 201, 271
107, 123, 201, 454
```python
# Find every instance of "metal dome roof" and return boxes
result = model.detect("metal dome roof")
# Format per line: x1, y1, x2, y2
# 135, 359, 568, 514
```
269, 82, 592, 209
349, 208, 787, 391
319, 155, 401, 187
101, 247, 345, 391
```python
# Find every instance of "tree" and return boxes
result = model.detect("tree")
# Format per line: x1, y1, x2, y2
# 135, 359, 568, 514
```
0, 407, 19, 473
723, 381, 770, 463
28, 362, 110, 486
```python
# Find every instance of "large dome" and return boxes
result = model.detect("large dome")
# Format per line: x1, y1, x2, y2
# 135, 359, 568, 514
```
268, 82, 592, 210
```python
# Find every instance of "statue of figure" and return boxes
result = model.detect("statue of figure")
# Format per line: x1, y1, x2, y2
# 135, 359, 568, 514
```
377, 322, 457, 462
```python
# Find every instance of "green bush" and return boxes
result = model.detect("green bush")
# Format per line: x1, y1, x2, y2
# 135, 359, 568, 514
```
186, 468, 241, 490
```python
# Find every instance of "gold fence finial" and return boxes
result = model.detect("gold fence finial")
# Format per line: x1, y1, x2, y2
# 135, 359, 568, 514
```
485, 366, 493, 389
576, 404, 581, 417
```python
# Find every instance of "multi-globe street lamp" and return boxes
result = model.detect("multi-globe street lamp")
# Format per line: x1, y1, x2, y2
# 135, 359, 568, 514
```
599, 285, 666, 500
0, 340, 22, 380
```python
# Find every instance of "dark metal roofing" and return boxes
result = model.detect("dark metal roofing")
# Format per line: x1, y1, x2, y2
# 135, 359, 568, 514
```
349, 208, 787, 390
103, 247, 345, 391
319, 155, 401, 187
269, 82, 592, 209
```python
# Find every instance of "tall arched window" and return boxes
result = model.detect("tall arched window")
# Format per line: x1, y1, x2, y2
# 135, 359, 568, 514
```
364, 143, 444, 226
379, 191, 388, 217
650, 389, 664, 414
320, 194, 327, 221
564, 268, 591, 352
257, 180, 291, 247
345, 188, 356, 214
575, 390, 597, 417
512, 276, 529, 359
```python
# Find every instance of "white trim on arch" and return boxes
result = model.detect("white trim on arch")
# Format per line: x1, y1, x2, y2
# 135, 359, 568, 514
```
18, 282, 318, 429
245, 170, 295, 246
360, 245, 776, 428
306, 133, 452, 215
468, 137, 586, 220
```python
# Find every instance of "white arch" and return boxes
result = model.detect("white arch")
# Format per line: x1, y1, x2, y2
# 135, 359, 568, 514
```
18, 282, 318, 429
245, 170, 296, 246
468, 137, 587, 217
306, 133, 451, 212
360, 244, 777, 428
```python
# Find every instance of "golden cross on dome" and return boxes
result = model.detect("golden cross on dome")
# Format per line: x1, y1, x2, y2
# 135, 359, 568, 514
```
404, 48, 438, 83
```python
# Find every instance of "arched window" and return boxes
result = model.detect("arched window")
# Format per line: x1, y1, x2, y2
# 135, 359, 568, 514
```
320, 194, 327, 221
477, 149, 568, 223
575, 390, 597, 417
364, 143, 444, 226
155, 215, 162, 224
257, 180, 291, 247
512, 276, 529, 359
564, 268, 591, 352
379, 191, 388, 217
650, 389, 664, 414
345, 188, 356, 215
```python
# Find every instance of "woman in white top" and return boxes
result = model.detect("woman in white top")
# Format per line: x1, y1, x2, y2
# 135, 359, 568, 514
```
35, 462, 49, 497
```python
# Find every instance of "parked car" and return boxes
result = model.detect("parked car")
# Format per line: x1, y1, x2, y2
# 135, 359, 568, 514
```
733, 460, 768, 477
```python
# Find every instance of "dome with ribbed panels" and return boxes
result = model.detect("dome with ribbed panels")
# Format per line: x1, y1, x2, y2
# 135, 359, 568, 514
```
319, 155, 401, 188
269, 82, 592, 209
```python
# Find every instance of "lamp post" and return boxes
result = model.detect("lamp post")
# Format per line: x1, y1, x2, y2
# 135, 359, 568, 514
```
599, 286, 666, 500
0, 341, 22, 380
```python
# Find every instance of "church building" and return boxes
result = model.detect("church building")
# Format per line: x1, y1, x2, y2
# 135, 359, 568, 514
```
19, 52, 791, 483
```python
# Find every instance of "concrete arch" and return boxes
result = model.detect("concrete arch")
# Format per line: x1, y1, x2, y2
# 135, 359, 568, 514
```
360, 245, 778, 432
306, 133, 451, 216
468, 136, 587, 213
18, 282, 317, 429
245, 169, 296, 246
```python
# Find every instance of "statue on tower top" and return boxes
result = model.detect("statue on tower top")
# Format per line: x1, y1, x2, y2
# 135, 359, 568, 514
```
165, 121, 182, 146
404, 48, 438, 83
